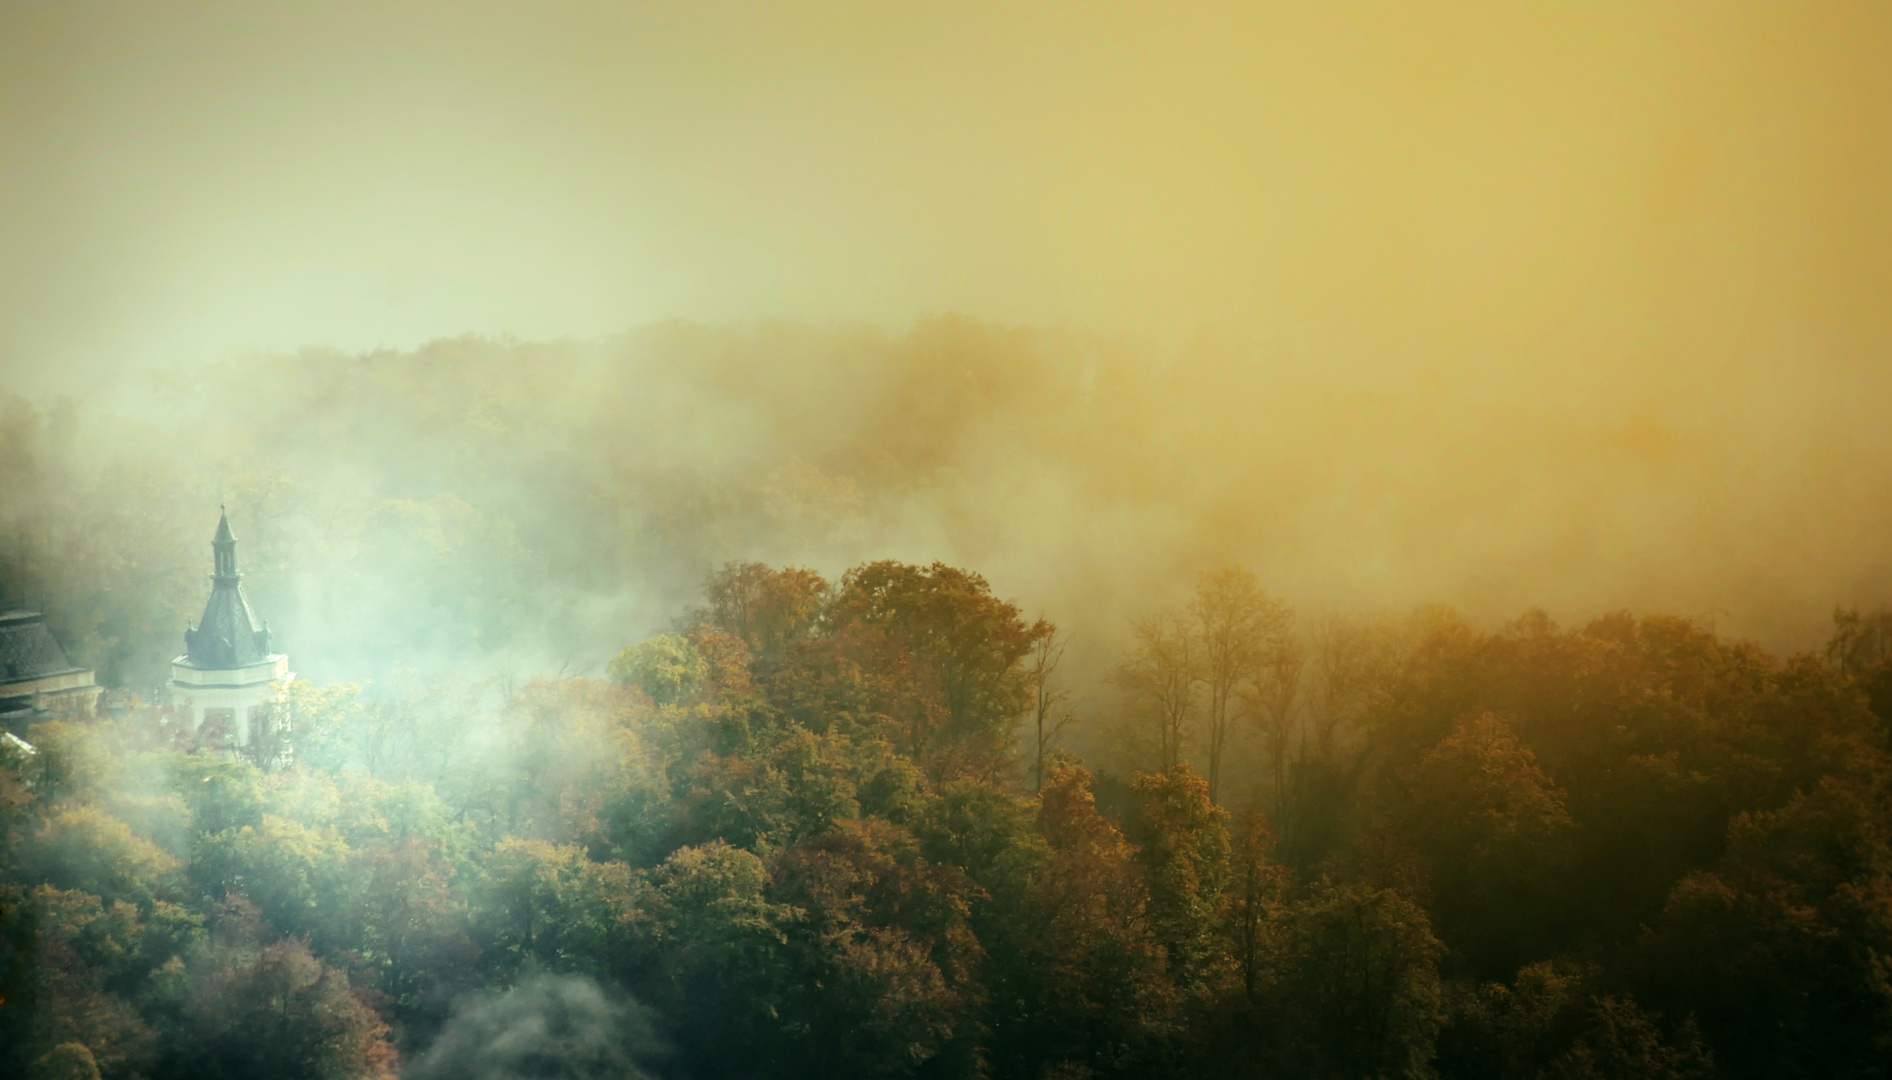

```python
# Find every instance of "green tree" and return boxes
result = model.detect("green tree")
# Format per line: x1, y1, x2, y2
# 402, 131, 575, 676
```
633, 839, 795, 1076
470, 839, 636, 977
608, 633, 708, 706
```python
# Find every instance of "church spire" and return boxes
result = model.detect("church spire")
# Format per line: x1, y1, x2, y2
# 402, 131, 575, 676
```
184, 507, 268, 669
212, 505, 239, 580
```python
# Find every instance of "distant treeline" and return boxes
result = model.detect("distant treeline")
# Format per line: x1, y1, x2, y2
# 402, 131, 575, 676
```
4, 560, 1891, 1079
4, 318, 1881, 701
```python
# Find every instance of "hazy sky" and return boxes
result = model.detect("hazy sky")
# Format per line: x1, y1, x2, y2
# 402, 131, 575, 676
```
4, 1, 1887, 393
6, 1, 1892, 661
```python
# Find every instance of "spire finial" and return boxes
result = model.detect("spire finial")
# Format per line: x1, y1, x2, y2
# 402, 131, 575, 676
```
212, 508, 238, 577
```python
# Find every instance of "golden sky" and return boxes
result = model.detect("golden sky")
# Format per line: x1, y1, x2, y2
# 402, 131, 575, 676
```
4, 2, 1887, 382
4, 2, 1891, 653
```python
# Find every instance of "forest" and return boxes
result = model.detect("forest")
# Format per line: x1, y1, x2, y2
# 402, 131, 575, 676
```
2, 325, 1891, 1079
8, 0, 1892, 1075
5, 553, 1892, 1079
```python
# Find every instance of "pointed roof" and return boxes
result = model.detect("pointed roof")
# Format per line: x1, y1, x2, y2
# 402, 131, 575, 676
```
0, 609, 86, 687
183, 511, 273, 670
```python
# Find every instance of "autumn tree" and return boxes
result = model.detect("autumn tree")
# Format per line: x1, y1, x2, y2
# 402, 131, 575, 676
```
1399, 712, 1575, 975
1827, 604, 1892, 726
1272, 884, 1445, 1080
1017, 763, 1176, 1076
1129, 765, 1230, 988
704, 562, 830, 665
769, 818, 985, 1078
829, 561, 1050, 781
1115, 612, 1201, 773
156, 939, 399, 1080
1544, 996, 1713, 1080
1224, 805, 1286, 1001
1636, 773, 1892, 1080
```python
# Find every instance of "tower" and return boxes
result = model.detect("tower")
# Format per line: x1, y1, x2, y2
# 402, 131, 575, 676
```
169, 508, 294, 747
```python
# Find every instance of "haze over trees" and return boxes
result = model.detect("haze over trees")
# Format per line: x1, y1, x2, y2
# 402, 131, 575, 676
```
1, 321, 1890, 1077
5, 0, 1892, 1073
1, 318, 1888, 713
4, 551, 1890, 1078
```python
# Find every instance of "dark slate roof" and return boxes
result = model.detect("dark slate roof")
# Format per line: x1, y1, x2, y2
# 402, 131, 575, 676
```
0, 609, 86, 687
182, 511, 273, 670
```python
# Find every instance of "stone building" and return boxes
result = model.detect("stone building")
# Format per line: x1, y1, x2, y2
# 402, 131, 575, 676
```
169, 509, 294, 747
0, 607, 100, 737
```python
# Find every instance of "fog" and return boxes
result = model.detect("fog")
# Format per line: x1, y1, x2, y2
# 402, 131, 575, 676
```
13, 9, 1892, 1079
407, 972, 664, 1080
3, 0, 1891, 693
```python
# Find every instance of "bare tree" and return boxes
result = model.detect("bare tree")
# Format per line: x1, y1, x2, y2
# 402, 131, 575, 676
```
1304, 613, 1406, 761
1115, 611, 1202, 772
1191, 568, 1289, 804
1026, 624, 1077, 790
1243, 611, 1305, 824
1828, 605, 1892, 676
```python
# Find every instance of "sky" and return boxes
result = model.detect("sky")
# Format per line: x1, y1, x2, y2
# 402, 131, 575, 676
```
3, 1, 1891, 659
3, 2, 1886, 380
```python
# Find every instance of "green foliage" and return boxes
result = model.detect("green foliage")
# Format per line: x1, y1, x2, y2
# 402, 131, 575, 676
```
4, 566, 1892, 1079
609, 634, 709, 707
471, 839, 636, 977
278, 682, 376, 775
26, 807, 180, 907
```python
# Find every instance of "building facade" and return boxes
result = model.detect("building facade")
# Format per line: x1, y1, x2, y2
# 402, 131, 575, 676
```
169, 509, 294, 747
0, 607, 100, 737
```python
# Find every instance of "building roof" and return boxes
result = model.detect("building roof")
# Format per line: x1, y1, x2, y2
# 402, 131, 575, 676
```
181, 510, 275, 670
0, 609, 86, 688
